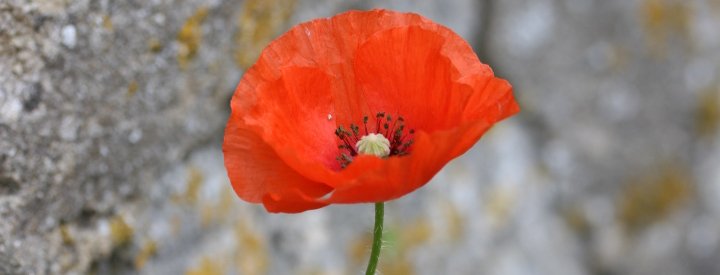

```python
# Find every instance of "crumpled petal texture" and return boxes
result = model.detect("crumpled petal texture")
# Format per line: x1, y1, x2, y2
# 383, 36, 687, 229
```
223, 9, 520, 213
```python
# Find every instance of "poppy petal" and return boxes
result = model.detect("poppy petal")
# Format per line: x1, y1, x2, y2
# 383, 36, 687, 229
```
223, 114, 331, 212
463, 77, 520, 123
262, 189, 328, 213
241, 66, 339, 170
245, 10, 430, 128
353, 24, 496, 132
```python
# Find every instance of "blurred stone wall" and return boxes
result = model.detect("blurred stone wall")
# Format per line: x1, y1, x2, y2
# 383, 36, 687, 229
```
1, 0, 720, 275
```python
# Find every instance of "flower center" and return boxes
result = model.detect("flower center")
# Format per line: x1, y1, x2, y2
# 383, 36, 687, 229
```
356, 133, 391, 157
334, 112, 415, 168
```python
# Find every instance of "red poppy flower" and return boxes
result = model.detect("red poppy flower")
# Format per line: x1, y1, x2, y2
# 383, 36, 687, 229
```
223, 9, 519, 213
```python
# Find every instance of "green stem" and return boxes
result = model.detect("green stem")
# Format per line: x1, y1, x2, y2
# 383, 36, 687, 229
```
365, 202, 384, 275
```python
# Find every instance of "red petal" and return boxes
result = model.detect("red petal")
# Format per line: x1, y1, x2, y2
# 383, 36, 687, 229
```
241, 66, 339, 170
223, 114, 331, 212
353, 25, 497, 131
262, 189, 328, 213
246, 10, 431, 128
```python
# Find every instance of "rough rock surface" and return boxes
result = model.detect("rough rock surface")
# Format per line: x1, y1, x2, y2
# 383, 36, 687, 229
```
1, 0, 719, 274
1, 0, 244, 272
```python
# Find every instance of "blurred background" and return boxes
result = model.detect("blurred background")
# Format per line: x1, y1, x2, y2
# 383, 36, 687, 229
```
1, 0, 719, 274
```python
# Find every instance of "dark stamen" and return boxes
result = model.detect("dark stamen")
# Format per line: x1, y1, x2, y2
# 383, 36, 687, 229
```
334, 112, 415, 168
350, 124, 360, 140
363, 116, 369, 135
375, 112, 384, 133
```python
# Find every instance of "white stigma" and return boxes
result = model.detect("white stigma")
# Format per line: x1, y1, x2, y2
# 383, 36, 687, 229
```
356, 133, 391, 158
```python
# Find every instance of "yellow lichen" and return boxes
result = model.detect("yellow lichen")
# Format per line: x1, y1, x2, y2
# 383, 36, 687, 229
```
377, 219, 430, 275
110, 215, 134, 246
235, 222, 268, 275
219, 187, 235, 215
185, 257, 223, 275
148, 38, 163, 53
234, 0, 296, 68
398, 219, 432, 250
102, 15, 113, 30
184, 166, 204, 204
485, 187, 515, 227
443, 201, 464, 242
59, 224, 74, 245
200, 187, 236, 227
618, 165, 692, 232
127, 80, 138, 97
601, 43, 629, 72
134, 240, 158, 269
641, 0, 691, 55
696, 87, 720, 136
177, 7, 209, 69
297, 269, 329, 275
381, 260, 415, 275
562, 206, 590, 236
200, 205, 215, 228
348, 233, 372, 266
346, 218, 430, 274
